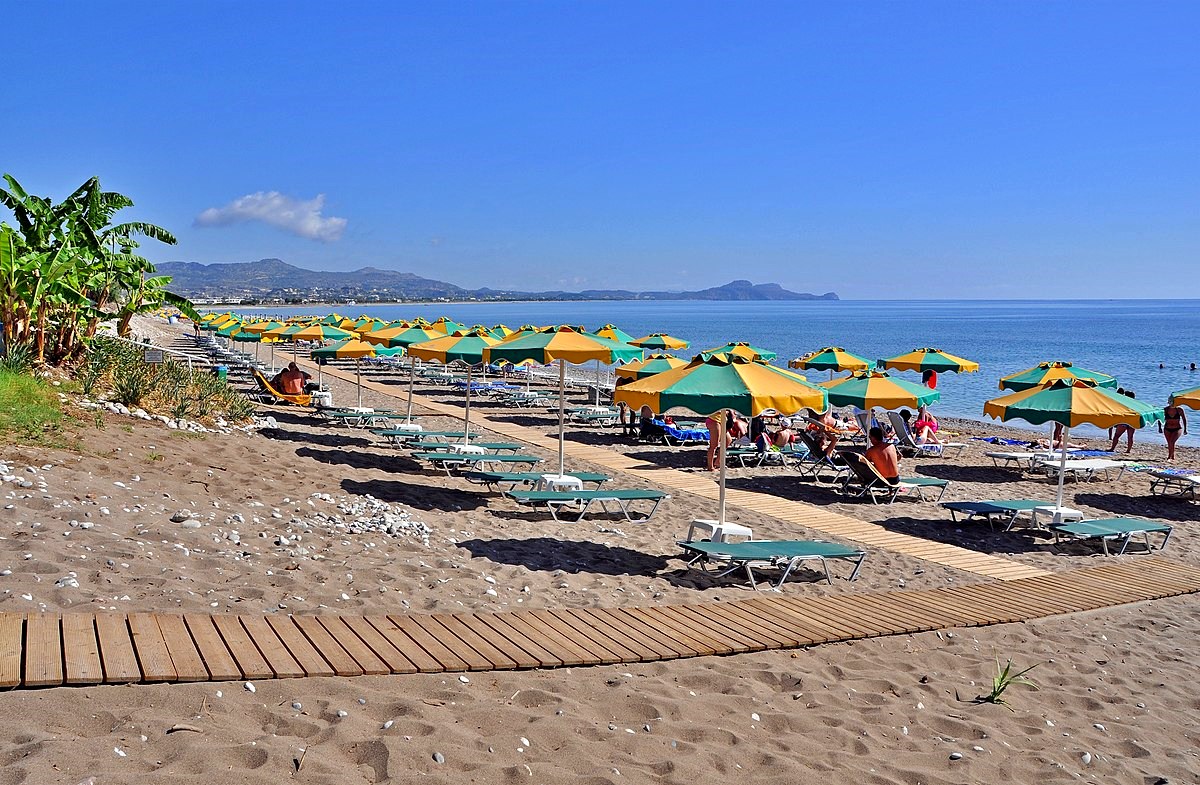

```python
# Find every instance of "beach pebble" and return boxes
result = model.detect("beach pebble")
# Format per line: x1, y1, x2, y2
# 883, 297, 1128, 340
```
114, 748, 126, 757
608, 723, 617, 731
336, 710, 348, 718
432, 752, 445, 764
358, 698, 366, 705
0, 570, 11, 577
382, 720, 394, 730
949, 752, 963, 760
1080, 752, 1092, 765
292, 702, 302, 711
244, 682, 256, 693
972, 745, 985, 752
750, 712, 760, 722
170, 510, 193, 523
459, 675, 470, 683
1093, 723, 1106, 731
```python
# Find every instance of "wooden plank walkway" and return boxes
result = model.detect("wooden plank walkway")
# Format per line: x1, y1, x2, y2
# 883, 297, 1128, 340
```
0, 559, 1196, 689
312, 365, 1048, 580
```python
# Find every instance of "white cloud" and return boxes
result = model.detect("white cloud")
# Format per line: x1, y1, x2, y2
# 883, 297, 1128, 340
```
195, 191, 347, 242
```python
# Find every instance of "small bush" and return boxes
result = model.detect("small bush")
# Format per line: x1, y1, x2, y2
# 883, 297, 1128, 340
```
0, 368, 64, 444
0, 341, 35, 374
77, 337, 255, 424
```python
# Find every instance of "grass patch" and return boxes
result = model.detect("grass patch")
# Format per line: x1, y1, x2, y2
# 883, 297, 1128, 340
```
0, 369, 67, 446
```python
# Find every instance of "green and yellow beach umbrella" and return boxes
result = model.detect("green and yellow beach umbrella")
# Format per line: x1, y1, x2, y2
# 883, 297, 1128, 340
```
408, 328, 501, 442
320, 313, 345, 325
630, 333, 690, 351
291, 324, 357, 342
241, 320, 284, 336
614, 353, 689, 384
353, 318, 389, 334
489, 324, 515, 339
594, 324, 637, 344
615, 352, 827, 526
700, 342, 777, 363
1170, 385, 1200, 410
985, 379, 1164, 515
216, 320, 243, 337
822, 370, 941, 410
998, 361, 1117, 392
880, 348, 979, 374
789, 347, 872, 374
429, 316, 465, 335
312, 338, 378, 407
361, 324, 444, 422
485, 325, 643, 475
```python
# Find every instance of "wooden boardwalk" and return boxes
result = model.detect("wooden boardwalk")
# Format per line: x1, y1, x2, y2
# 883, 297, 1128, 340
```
3, 559, 1198, 688
314, 365, 1049, 580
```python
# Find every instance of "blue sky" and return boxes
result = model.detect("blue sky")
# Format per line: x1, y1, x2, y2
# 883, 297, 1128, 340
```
5, 2, 1198, 298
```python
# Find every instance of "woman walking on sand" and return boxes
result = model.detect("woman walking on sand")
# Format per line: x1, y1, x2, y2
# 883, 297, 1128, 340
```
1160, 403, 1188, 461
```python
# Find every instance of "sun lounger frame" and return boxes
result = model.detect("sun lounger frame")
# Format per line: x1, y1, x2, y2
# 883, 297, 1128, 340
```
679, 539, 866, 590
1050, 518, 1173, 555
504, 489, 670, 523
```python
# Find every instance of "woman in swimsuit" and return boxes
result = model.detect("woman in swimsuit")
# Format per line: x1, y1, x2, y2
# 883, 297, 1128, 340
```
1160, 404, 1188, 461
912, 405, 941, 445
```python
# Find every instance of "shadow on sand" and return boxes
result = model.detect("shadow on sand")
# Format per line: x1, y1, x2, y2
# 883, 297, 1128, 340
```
341, 478, 492, 511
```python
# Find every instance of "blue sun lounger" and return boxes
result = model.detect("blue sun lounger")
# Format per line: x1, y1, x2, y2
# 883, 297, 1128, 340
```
679, 539, 866, 590
1050, 518, 1173, 555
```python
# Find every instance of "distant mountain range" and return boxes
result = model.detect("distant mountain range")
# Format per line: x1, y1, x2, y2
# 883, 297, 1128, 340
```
155, 259, 838, 303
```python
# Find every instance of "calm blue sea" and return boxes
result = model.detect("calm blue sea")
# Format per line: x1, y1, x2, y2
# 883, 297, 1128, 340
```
234, 299, 1200, 446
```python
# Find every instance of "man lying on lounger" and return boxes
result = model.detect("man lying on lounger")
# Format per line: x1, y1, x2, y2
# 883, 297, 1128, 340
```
865, 427, 900, 483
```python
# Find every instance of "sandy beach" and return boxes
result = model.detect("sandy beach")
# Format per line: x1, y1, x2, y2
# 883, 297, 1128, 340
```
0, 322, 1197, 785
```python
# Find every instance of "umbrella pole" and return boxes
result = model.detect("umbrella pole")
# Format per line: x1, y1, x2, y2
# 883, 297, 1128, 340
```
463, 364, 472, 445
717, 414, 728, 525
356, 358, 362, 408
406, 355, 416, 423
1055, 426, 1069, 515
595, 360, 601, 405
558, 360, 567, 476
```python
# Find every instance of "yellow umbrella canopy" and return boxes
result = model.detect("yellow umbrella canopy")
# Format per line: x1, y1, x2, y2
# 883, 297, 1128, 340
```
615, 352, 826, 526
880, 348, 979, 374
984, 379, 1164, 514
1171, 386, 1200, 410
630, 333, 690, 351
614, 353, 689, 382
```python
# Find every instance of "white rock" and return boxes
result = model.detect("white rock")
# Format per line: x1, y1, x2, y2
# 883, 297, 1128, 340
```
382, 720, 394, 730
336, 710, 348, 718
1080, 752, 1092, 765
244, 681, 256, 693
292, 702, 302, 710
459, 675, 470, 684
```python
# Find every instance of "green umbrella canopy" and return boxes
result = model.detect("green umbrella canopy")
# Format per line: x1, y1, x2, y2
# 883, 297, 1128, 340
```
353, 318, 389, 333
229, 328, 262, 343
699, 342, 777, 363
998, 361, 1117, 392
241, 320, 285, 335
484, 325, 642, 366
407, 327, 500, 365
880, 348, 979, 374
364, 325, 442, 348
593, 324, 637, 344
822, 370, 941, 410
290, 324, 357, 341
630, 333, 690, 350
984, 379, 1164, 429
429, 317, 465, 335
789, 347, 871, 372
320, 313, 344, 325
310, 338, 378, 359
373, 345, 406, 357
216, 321, 243, 337
614, 353, 689, 383
615, 352, 827, 418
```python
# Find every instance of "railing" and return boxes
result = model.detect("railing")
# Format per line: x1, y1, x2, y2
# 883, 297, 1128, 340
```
99, 334, 200, 374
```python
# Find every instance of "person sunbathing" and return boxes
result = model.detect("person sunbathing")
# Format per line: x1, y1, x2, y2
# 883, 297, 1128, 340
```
912, 405, 941, 445
865, 427, 901, 483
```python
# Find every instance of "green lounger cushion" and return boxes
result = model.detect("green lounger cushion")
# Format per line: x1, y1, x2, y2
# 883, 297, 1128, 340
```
407, 441, 521, 451
941, 499, 1045, 515
1052, 518, 1172, 537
